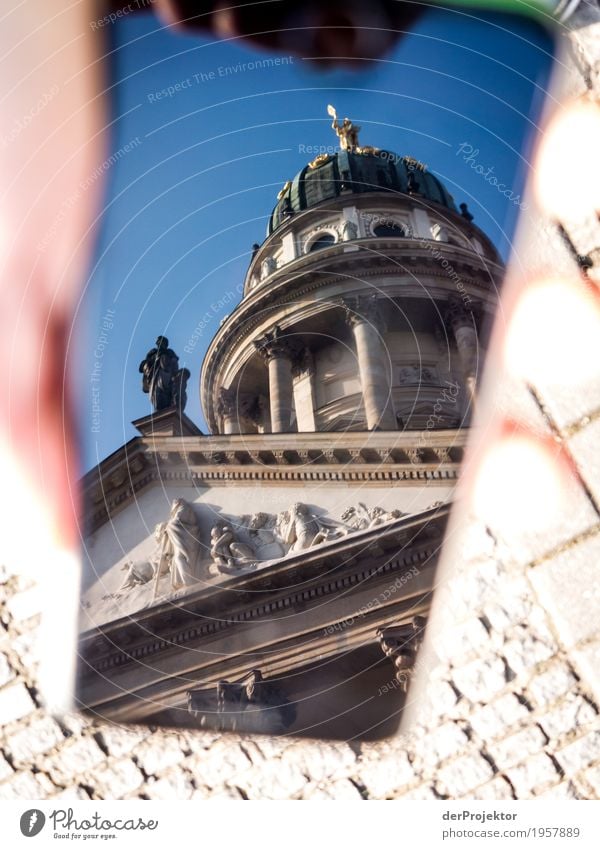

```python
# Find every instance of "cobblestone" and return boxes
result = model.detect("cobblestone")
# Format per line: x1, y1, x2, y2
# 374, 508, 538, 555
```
505, 753, 561, 798
185, 741, 253, 788
469, 694, 530, 740
503, 626, 557, 677
133, 735, 187, 776
469, 776, 515, 800
556, 730, 600, 775
569, 416, 600, 508
435, 753, 494, 797
581, 763, 600, 796
38, 736, 106, 785
573, 639, 600, 705
538, 694, 597, 741
530, 533, 600, 649
527, 661, 578, 708
0, 682, 36, 725
91, 759, 145, 798
301, 779, 363, 799
0, 770, 56, 800
0, 752, 14, 781
235, 759, 308, 800
143, 770, 195, 800
358, 752, 415, 797
452, 656, 508, 703
0, 653, 14, 688
489, 726, 548, 771
94, 725, 149, 759
4, 716, 65, 765
417, 723, 469, 768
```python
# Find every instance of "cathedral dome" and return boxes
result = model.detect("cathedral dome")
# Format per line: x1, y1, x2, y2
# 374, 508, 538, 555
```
268, 148, 457, 235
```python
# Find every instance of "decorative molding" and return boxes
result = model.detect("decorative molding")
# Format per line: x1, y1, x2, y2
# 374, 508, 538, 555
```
377, 615, 427, 691
83, 435, 465, 528
342, 294, 385, 331
254, 325, 297, 362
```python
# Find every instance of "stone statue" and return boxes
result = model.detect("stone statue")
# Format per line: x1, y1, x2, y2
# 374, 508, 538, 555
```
341, 219, 358, 241
139, 336, 189, 412
460, 202, 474, 222
171, 367, 190, 412
327, 104, 360, 152
209, 521, 256, 575
341, 502, 404, 531
152, 498, 200, 599
117, 558, 155, 591
246, 512, 285, 560
276, 502, 347, 552
261, 256, 277, 280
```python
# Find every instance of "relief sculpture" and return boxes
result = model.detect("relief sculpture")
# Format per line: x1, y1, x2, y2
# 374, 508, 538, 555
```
113, 498, 409, 595
143, 498, 201, 601
209, 521, 257, 576
274, 502, 348, 552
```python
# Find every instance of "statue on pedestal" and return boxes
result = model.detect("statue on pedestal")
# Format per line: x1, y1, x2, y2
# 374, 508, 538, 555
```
139, 336, 189, 412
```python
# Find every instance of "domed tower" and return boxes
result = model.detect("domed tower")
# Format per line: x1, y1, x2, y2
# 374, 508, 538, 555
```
201, 112, 502, 437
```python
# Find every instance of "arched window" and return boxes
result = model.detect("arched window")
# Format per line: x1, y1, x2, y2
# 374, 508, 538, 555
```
308, 233, 336, 252
373, 223, 405, 238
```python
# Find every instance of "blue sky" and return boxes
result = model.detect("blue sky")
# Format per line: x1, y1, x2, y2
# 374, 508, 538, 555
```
73, 8, 553, 470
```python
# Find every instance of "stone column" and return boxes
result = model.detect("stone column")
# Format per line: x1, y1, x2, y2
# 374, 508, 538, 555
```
343, 296, 397, 431
444, 299, 480, 404
216, 387, 240, 434
255, 326, 296, 433
292, 347, 317, 432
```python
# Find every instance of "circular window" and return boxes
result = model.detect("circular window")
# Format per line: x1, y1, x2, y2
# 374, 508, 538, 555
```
308, 233, 336, 252
373, 223, 405, 238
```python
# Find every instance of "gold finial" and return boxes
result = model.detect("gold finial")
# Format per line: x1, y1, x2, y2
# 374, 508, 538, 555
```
327, 104, 361, 153
308, 153, 331, 170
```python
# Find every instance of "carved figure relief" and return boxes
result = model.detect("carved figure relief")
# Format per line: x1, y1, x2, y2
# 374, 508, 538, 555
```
246, 512, 286, 560
341, 503, 404, 531
275, 502, 348, 552
117, 558, 155, 591
209, 521, 257, 575
151, 498, 200, 599
111, 498, 410, 599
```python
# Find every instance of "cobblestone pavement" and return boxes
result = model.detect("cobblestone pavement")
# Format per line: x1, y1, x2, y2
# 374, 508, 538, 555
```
1, 7, 600, 800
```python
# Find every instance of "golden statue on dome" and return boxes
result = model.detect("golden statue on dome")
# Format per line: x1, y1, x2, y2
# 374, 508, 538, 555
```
327, 104, 380, 156
328, 104, 361, 152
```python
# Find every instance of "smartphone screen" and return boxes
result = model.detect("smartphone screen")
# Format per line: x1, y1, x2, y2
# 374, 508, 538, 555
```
74, 7, 555, 740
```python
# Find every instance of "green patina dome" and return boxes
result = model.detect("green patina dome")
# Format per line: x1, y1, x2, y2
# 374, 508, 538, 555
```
268, 149, 457, 235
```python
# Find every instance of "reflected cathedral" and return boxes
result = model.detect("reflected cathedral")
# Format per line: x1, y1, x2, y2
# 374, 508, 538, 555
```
78, 108, 502, 739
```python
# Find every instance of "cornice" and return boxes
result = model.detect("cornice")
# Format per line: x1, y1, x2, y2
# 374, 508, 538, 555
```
81, 430, 467, 533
